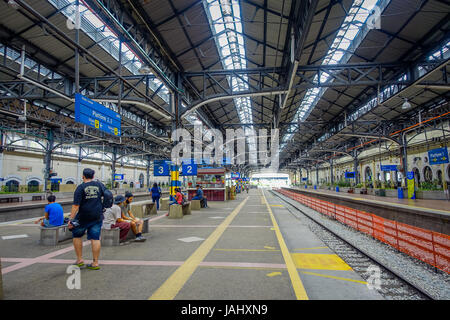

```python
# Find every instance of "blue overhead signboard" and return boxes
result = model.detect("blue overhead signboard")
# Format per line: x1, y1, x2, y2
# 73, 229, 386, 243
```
154, 160, 170, 176
75, 93, 121, 136
380, 165, 398, 171
181, 162, 197, 176
113, 174, 124, 181
428, 147, 449, 165
345, 172, 356, 179
231, 172, 240, 180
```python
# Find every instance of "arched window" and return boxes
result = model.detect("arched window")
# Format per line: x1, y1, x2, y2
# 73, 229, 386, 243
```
139, 173, 144, 187
6, 180, 19, 192
66, 181, 74, 185
436, 170, 442, 185
130, 182, 134, 188
423, 166, 432, 182
51, 181, 60, 192
27, 180, 40, 192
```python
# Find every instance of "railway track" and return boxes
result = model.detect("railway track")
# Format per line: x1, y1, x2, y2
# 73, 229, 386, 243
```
269, 190, 436, 300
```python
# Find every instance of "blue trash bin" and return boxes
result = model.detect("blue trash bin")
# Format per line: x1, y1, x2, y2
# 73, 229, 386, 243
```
314, 185, 317, 190
335, 186, 339, 192
397, 187, 404, 199
304, 185, 307, 189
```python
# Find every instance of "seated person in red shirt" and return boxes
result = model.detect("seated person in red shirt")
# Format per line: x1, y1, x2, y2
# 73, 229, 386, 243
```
169, 188, 184, 205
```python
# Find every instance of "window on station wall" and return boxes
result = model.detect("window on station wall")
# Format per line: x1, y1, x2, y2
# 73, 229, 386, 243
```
66, 181, 74, 185
27, 180, 40, 192
5, 180, 19, 192
51, 182, 60, 192
365, 167, 372, 181
130, 182, 134, 188
423, 166, 433, 182
437, 170, 443, 185
139, 173, 144, 187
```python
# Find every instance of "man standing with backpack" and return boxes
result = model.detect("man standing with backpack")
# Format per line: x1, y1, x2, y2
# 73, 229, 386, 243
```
68, 168, 112, 270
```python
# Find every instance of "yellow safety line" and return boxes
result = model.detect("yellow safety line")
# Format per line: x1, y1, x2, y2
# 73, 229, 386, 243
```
149, 197, 249, 300
261, 190, 309, 300
214, 248, 280, 252
300, 271, 367, 285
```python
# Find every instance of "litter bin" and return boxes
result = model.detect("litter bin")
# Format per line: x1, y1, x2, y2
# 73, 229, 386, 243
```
397, 187, 404, 199
335, 186, 339, 192
314, 185, 317, 190
304, 185, 307, 189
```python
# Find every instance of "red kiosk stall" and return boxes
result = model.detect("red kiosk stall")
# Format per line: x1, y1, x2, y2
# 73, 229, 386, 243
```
187, 167, 226, 201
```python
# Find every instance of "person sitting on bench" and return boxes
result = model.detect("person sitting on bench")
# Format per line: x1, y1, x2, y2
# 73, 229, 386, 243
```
34, 195, 64, 227
169, 188, 184, 205
103, 195, 131, 243
119, 192, 146, 242
192, 185, 208, 208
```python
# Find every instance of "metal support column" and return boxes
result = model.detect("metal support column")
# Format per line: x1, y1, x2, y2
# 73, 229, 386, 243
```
44, 129, 54, 192
111, 146, 117, 189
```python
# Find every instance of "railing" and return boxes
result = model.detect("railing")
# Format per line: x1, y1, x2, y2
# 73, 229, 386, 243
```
275, 188, 450, 274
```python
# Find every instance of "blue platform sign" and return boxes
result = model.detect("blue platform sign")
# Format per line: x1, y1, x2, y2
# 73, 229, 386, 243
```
428, 147, 449, 165
75, 93, 121, 136
154, 160, 170, 176
301, 177, 308, 181
381, 165, 398, 171
231, 172, 240, 180
181, 163, 197, 176
345, 172, 356, 179
50, 178, 62, 184
113, 174, 124, 181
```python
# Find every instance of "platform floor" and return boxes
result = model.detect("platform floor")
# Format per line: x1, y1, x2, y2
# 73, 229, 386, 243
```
291, 187, 450, 215
0, 188, 383, 300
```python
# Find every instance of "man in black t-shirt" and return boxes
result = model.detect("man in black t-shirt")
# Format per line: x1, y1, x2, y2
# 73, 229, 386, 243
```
68, 168, 107, 270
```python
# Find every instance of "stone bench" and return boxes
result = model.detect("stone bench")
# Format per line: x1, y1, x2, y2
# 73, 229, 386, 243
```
39, 224, 72, 246
160, 197, 170, 211
182, 202, 191, 215
191, 199, 201, 211
130, 200, 157, 218
101, 216, 151, 246
168, 202, 191, 216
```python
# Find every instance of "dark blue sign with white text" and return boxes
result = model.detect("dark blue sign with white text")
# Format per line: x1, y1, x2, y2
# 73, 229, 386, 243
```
75, 93, 121, 136
428, 147, 449, 165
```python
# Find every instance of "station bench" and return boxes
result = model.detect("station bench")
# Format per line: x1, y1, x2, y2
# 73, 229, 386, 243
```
191, 199, 201, 211
39, 224, 72, 246
168, 202, 191, 219
160, 197, 169, 211
130, 200, 157, 218
101, 216, 151, 246
0, 196, 23, 203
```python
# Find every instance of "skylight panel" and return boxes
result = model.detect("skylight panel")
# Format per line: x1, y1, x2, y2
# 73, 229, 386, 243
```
282, 0, 390, 151
46, 0, 170, 104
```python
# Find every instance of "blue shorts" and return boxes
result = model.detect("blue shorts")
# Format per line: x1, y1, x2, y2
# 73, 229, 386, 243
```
42, 219, 58, 228
71, 219, 103, 240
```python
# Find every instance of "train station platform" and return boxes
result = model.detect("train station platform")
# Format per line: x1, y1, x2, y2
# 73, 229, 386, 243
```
0, 188, 383, 300
0, 190, 163, 223
284, 187, 450, 235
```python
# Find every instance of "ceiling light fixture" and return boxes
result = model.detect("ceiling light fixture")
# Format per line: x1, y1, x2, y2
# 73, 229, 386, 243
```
402, 98, 411, 110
